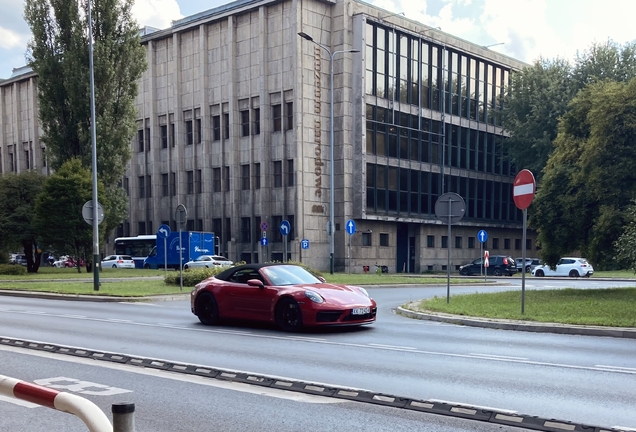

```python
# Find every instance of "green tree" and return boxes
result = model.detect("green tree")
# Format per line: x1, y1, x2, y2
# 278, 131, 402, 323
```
35, 159, 109, 272
615, 200, 636, 272
24, 0, 146, 235
0, 171, 46, 272
532, 78, 636, 268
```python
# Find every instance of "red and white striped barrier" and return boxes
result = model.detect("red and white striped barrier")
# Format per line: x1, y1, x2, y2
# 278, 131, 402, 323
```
0, 374, 112, 432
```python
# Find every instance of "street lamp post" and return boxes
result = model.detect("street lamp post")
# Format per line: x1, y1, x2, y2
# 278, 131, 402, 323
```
298, 31, 359, 274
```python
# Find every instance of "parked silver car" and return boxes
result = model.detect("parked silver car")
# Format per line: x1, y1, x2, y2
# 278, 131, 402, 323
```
183, 255, 234, 270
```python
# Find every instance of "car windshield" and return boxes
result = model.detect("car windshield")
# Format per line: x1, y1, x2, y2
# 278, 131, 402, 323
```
261, 265, 322, 286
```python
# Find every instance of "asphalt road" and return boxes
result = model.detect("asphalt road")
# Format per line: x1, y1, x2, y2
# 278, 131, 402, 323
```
0, 346, 533, 432
1, 278, 635, 430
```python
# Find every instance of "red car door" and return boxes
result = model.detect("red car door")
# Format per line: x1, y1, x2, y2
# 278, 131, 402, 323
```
227, 283, 277, 321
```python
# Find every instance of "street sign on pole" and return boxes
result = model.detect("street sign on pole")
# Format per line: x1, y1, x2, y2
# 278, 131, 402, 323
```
513, 169, 536, 210
477, 230, 488, 243
280, 220, 290, 262
175, 204, 187, 292
434, 193, 466, 304
513, 169, 536, 314
260, 221, 269, 231
301, 239, 309, 249
157, 225, 171, 272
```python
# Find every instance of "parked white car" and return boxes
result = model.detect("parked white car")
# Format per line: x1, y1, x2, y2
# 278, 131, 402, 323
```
531, 257, 594, 278
183, 255, 234, 269
101, 255, 135, 269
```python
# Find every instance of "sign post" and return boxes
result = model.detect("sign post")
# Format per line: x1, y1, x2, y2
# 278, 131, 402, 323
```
157, 225, 171, 272
477, 230, 488, 276
280, 220, 290, 262
345, 219, 356, 274
434, 193, 466, 303
513, 169, 537, 314
484, 250, 489, 282
175, 204, 187, 292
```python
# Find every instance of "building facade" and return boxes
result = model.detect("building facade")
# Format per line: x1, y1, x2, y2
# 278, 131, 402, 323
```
0, 0, 532, 273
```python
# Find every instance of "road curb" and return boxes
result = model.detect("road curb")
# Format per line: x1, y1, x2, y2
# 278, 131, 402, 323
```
0, 289, 189, 303
396, 306, 636, 339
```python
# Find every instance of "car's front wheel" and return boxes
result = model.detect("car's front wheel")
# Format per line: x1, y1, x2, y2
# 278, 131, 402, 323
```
184, 264, 189, 270
493, 269, 502, 276
569, 270, 580, 278
535, 269, 544, 277
275, 298, 303, 332
459, 268, 468, 276
195, 292, 219, 325
112, 264, 117, 268
525, 265, 532, 273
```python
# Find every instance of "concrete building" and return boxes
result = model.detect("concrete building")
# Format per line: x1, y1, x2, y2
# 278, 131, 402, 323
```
0, 0, 533, 273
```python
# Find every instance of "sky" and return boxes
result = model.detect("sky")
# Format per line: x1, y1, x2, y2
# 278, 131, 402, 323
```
1, 0, 635, 79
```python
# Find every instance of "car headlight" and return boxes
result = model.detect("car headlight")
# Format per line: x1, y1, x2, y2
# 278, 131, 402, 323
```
305, 290, 324, 303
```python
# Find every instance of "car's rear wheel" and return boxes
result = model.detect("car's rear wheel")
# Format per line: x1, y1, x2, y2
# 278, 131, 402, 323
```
112, 264, 117, 268
493, 269, 502, 276
535, 269, 544, 277
184, 264, 189, 270
569, 270, 579, 278
143, 264, 150, 269
525, 265, 532, 273
275, 298, 303, 332
195, 292, 219, 325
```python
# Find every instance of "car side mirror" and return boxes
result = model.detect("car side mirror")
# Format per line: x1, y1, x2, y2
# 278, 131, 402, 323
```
247, 279, 264, 288
318, 276, 326, 283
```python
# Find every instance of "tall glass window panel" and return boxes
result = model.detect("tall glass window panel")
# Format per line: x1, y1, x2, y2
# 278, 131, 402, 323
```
365, 23, 375, 96
388, 125, 398, 158
430, 172, 440, 209
430, 121, 440, 164
388, 31, 397, 102
469, 59, 477, 120
420, 118, 430, 163
451, 52, 459, 116
431, 46, 439, 111
485, 180, 493, 219
469, 129, 477, 171
366, 163, 376, 210
376, 124, 387, 156
410, 170, 420, 214
409, 39, 419, 104
420, 171, 430, 214
376, 164, 387, 211
388, 166, 398, 212
399, 167, 409, 213
366, 104, 375, 154
410, 129, 420, 161
420, 43, 430, 109
376, 27, 386, 98
460, 55, 469, 118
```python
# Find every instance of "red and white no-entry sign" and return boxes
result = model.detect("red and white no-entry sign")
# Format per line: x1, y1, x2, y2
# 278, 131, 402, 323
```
513, 169, 536, 210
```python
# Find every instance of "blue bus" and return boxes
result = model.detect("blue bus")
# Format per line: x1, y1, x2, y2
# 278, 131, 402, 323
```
114, 235, 156, 269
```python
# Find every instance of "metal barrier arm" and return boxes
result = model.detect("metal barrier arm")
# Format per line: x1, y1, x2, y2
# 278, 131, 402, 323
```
0, 374, 112, 432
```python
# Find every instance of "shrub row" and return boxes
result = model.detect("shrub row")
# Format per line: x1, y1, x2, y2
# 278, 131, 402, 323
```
164, 267, 225, 287
0, 264, 28, 275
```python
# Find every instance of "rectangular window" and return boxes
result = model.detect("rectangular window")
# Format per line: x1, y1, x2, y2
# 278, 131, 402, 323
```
285, 102, 293, 130
241, 110, 250, 137
253, 108, 260, 135
213, 168, 221, 192
504, 238, 511, 250
493, 237, 499, 249
196, 219, 203, 231
212, 115, 221, 141
468, 236, 475, 249
286, 159, 294, 186
241, 217, 251, 243
526, 238, 532, 250
186, 219, 195, 231
272, 215, 283, 242
223, 113, 230, 139
24, 149, 30, 169
441, 236, 448, 248
272, 104, 282, 131
273, 161, 282, 187
187, 170, 194, 194
455, 236, 462, 248
196, 169, 202, 194
170, 172, 175, 196
515, 239, 521, 250
161, 125, 168, 148
362, 232, 372, 246
253, 163, 261, 189
137, 130, 144, 152
162, 173, 169, 196
138, 221, 146, 235
241, 164, 250, 190
123, 177, 129, 196
145, 127, 150, 151
139, 176, 145, 198
185, 120, 193, 145
224, 166, 230, 191
195, 118, 201, 143
170, 123, 175, 147
427, 235, 435, 247
380, 233, 389, 247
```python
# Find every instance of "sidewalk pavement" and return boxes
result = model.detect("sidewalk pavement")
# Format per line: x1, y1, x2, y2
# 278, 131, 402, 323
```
397, 303, 636, 339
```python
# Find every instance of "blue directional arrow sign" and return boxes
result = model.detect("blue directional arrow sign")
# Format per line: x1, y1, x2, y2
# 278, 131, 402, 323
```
301, 239, 310, 250
157, 224, 171, 239
477, 229, 488, 243
260, 238, 268, 246
345, 219, 356, 235
280, 220, 290, 236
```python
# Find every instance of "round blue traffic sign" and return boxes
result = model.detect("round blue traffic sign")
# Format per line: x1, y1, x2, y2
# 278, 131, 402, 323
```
301, 239, 310, 249
477, 230, 488, 243
345, 219, 356, 235
280, 220, 290, 236
157, 224, 171, 239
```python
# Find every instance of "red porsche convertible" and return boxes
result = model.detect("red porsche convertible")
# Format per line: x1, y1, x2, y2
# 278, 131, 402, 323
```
190, 263, 377, 331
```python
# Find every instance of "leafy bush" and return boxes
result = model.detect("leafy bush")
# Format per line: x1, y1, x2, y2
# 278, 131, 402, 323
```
164, 267, 225, 287
0, 264, 28, 275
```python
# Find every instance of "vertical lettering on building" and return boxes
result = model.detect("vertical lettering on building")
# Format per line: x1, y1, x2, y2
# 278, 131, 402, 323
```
313, 45, 323, 204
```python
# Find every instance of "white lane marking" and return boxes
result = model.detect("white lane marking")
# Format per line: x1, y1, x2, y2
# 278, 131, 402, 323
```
595, 365, 636, 373
61, 315, 87, 319
105, 319, 133, 323
469, 353, 528, 361
0, 344, 344, 404
119, 302, 159, 306
287, 336, 328, 342
428, 399, 517, 415
368, 343, 417, 350
21, 311, 47, 315
0, 394, 40, 408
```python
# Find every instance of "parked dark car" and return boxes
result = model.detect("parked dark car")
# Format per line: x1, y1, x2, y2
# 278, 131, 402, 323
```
9, 254, 27, 266
459, 255, 517, 276
515, 257, 542, 273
